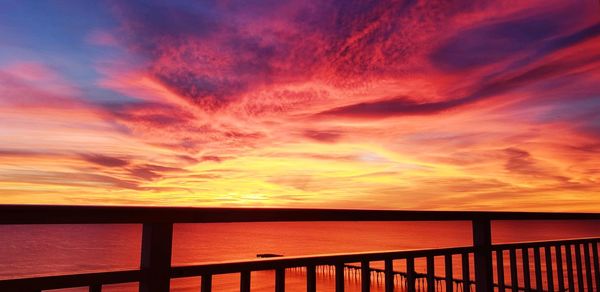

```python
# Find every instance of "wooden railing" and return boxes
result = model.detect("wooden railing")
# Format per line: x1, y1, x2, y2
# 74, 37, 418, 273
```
0, 205, 599, 292
492, 237, 600, 291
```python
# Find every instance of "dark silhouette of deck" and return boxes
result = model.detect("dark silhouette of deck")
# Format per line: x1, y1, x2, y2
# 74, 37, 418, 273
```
0, 205, 598, 292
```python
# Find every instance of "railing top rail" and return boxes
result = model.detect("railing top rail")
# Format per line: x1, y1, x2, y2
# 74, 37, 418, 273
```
0, 246, 476, 287
169, 237, 600, 277
0, 269, 140, 291
3, 236, 598, 288
1, 204, 599, 224
170, 246, 475, 277
492, 236, 600, 250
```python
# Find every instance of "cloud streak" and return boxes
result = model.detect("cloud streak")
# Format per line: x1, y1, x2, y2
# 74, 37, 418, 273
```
0, 0, 599, 210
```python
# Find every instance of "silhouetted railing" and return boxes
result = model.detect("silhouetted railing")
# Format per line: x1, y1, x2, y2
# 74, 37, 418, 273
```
0, 205, 599, 292
492, 237, 600, 292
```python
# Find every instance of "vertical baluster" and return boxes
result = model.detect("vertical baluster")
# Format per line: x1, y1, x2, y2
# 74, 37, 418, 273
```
201, 274, 212, 292
89, 284, 101, 292
584, 242, 593, 292
545, 246, 554, 291
407, 257, 416, 292
427, 256, 435, 292
575, 244, 584, 292
462, 253, 470, 292
534, 247, 543, 291
362, 261, 370, 292
385, 259, 394, 292
276, 268, 285, 292
496, 250, 505, 292
509, 249, 518, 292
593, 242, 600, 292
522, 248, 531, 291
445, 254, 453, 292
336, 263, 345, 292
566, 244, 576, 292
556, 245, 565, 292
240, 271, 251, 292
307, 265, 316, 292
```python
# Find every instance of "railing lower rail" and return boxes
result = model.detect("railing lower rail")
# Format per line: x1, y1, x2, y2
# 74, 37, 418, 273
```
0, 205, 599, 292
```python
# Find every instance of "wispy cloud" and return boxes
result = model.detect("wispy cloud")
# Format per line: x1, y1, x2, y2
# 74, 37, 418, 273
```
0, 0, 599, 210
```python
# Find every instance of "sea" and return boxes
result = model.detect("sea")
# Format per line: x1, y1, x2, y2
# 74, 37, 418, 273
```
0, 221, 598, 291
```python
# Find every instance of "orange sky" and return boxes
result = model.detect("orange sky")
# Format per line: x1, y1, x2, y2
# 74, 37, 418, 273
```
1, 0, 599, 210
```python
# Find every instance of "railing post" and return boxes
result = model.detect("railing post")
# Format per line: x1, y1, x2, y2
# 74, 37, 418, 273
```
335, 263, 345, 292
361, 260, 370, 292
275, 268, 285, 292
201, 274, 212, 292
461, 252, 470, 292
426, 256, 435, 292
139, 223, 173, 292
445, 254, 453, 292
307, 265, 316, 292
240, 271, 251, 292
385, 259, 394, 292
406, 257, 416, 292
472, 219, 492, 292
89, 284, 102, 292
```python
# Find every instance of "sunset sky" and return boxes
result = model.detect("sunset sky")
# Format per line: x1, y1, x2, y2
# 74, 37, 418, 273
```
0, 0, 599, 210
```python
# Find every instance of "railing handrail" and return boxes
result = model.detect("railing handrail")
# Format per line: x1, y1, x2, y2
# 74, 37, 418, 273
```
0, 270, 141, 291
1, 204, 599, 224
171, 246, 476, 277
492, 236, 600, 250
1, 205, 599, 292
3, 236, 599, 291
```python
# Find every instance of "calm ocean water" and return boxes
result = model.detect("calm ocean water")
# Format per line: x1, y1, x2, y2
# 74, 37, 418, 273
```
0, 221, 598, 291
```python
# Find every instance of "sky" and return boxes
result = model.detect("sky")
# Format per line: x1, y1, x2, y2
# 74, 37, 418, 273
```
0, 0, 599, 211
